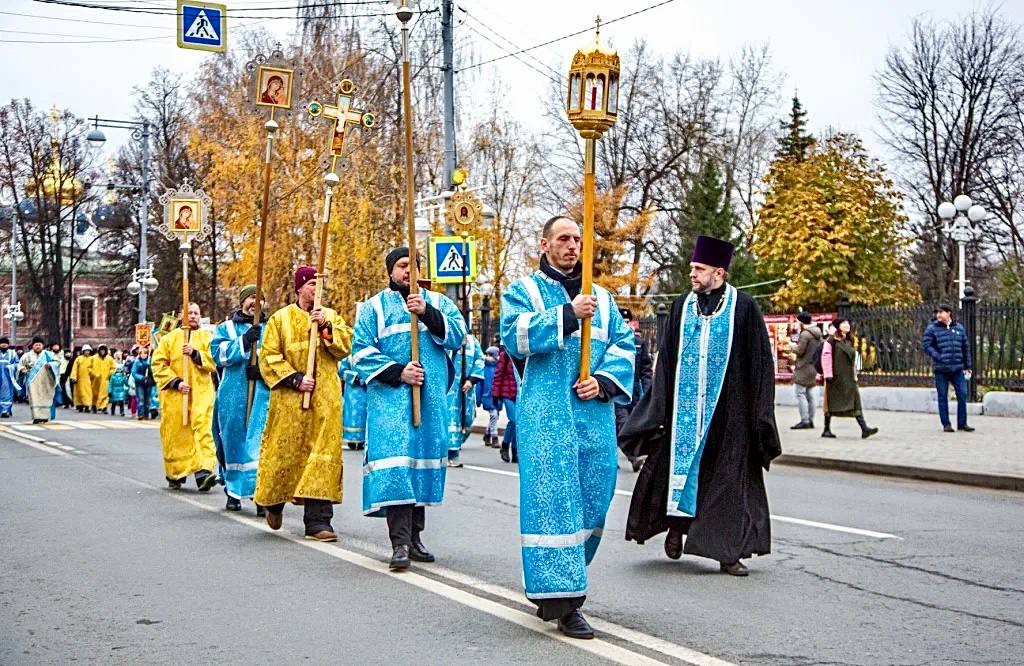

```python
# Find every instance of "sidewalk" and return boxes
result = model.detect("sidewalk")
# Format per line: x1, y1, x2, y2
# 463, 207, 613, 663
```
773, 405, 1024, 491
471, 405, 1024, 491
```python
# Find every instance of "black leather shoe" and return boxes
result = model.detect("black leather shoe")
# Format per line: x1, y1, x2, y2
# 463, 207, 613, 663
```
664, 529, 683, 560
720, 561, 749, 576
821, 430, 836, 438
225, 497, 242, 511
943, 425, 955, 432
410, 539, 435, 562
390, 545, 411, 571
958, 425, 975, 432
861, 426, 879, 439
500, 445, 511, 463
256, 505, 266, 517
790, 421, 812, 430
196, 471, 219, 492
557, 610, 594, 640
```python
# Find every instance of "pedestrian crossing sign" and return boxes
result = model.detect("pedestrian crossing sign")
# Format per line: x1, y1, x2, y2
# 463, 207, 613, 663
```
429, 235, 477, 284
177, 0, 226, 53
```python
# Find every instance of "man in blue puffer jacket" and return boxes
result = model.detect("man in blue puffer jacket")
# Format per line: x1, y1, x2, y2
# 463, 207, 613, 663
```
922, 303, 974, 433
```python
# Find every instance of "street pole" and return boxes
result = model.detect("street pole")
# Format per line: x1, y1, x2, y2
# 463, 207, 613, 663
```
9, 217, 16, 345
138, 121, 150, 324
441, 0, 456, 192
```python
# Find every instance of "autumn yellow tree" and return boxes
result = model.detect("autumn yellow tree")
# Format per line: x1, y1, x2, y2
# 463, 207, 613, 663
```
751, 133, 916, 310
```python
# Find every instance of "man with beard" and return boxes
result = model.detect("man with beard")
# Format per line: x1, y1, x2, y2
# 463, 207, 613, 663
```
255, 267, 350, 541
212, 285, 270, 513
500, 216, 635, 639
91, 345, 117, 414
18, 336, 61, 424
620, 236, 780, 576
352, 248, 466, 570
152, 302, 219, 491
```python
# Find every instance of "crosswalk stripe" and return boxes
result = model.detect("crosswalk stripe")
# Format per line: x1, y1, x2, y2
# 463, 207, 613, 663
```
82, 420, 138, 429
58, 421, 104, 430
41, 423, 75, 431
10, 423, 44, 431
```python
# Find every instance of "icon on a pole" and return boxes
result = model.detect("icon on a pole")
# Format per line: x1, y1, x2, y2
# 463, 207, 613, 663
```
177, 0, 226, 53
429, 236, 477, 284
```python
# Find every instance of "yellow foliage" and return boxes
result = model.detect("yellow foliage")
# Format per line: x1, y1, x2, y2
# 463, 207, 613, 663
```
751, 134, 917, 310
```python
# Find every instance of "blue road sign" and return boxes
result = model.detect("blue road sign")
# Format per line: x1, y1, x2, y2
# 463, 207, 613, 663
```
429, 236, 477, 284
177, 1, 226, 53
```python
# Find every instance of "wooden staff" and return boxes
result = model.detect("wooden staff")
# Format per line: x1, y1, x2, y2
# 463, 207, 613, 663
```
301, 172, 339, 410
180, 245, 191, 427
578, 138, 596, 380
397, 0, 421, 427
246, 110, 278, 419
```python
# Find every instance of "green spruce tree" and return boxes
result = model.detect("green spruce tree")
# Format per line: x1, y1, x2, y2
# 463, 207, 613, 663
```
665, 159, 758, 293
776, 94, 815, 162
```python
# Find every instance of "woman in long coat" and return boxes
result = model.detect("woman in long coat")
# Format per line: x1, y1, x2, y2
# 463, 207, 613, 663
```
821, 319, 878, 439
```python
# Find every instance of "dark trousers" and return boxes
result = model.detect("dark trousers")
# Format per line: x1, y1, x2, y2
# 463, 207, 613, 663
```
934, 370, 968, 428
386, 504, 425, 548
111, 400, 125, 416
266, 499, 334, 535
136, 390, 151, 419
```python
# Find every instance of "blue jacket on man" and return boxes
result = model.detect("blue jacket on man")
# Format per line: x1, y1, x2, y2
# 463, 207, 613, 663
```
922, 320, 972, 374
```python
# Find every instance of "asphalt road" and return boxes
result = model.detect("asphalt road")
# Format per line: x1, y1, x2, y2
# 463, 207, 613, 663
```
1, 406, 1021, 665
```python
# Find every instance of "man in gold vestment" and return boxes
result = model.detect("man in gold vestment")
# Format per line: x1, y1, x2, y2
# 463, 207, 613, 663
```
255, 266, 351, 542
152, 302, 219, 491
91, 345, 117, 414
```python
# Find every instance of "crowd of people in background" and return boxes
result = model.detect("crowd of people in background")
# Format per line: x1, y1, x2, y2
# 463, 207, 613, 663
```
0, 337, 161, 421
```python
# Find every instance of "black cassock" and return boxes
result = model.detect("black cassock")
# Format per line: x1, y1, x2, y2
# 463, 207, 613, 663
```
619, 289, 781, 564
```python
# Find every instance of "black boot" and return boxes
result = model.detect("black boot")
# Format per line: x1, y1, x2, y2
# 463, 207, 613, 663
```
857, 415, 879, 439
821, 415, 836, 438
500, 443, 510, 463
510, 447, 518, 463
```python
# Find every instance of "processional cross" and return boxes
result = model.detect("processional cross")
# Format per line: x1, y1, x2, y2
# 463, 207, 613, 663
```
298, 79, 375, 409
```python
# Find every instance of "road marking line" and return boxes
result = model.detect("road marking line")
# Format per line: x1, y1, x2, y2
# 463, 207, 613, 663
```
42, 423, 74, 431
0, 429, 69, 457
58, 421, 103, 430
462, 464, 901, 540
9, 423, 45, 431
82, 420, 136, 429
154, 491, 681, 666
336, 534, 735, 666
55, 457, 732, 666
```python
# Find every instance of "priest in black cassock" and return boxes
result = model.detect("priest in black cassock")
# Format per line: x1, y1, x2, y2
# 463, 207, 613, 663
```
619, 235, 780, 576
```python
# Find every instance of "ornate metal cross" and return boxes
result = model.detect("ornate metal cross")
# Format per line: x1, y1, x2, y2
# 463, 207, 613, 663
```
307, 79, 376, 172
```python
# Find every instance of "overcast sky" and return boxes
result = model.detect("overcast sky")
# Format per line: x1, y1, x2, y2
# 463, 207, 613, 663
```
3, 0, 1020, 163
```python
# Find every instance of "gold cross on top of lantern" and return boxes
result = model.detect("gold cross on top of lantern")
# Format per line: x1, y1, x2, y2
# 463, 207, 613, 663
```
566, 16, 620, 140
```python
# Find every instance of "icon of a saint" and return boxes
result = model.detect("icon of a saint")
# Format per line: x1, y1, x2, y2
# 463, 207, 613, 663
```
174, 205, 195, 230
261, 75, 286, 105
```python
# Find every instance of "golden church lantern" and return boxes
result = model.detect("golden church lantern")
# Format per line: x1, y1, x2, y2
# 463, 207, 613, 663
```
566, 19, 620, 140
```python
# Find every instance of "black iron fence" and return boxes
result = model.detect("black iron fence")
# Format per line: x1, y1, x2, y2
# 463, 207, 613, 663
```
844, 288, 1024, 397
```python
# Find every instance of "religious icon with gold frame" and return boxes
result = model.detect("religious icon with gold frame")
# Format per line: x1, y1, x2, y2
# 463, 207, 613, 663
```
158, 179, 212, 245
255, 65, 294, 110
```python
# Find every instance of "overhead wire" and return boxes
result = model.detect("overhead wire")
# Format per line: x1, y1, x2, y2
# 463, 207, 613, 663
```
458, 0, 678, 72
456, 5, 563, 83
32, 0, 391, 14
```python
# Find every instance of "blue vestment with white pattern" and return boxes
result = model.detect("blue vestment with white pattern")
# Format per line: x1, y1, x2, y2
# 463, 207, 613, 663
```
668, 284, 736, 517
0, 349, 18, 416
339, 356, 367, 444
352, 288, 467, 516
446, 334, 485, 453
212, 316, 270, 499
500, 272, 635, 602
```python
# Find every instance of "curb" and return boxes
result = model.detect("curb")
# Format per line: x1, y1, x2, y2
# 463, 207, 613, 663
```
775, 454, 1024, 492
470, 425, 1023, 492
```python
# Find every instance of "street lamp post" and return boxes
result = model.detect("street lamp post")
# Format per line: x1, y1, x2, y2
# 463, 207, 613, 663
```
937, 194, 985, 301
87, 116, 152, 323
475, 273, 494, 345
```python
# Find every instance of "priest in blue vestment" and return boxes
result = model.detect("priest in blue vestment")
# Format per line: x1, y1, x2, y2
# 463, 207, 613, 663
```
621, 235, 781, 577
212, 284, 270, 513
445, 332, 484, 467
339, 353, 366, 450
500, 216, 636, 640
0, 337, 18, 418
352, 247, 467, 571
